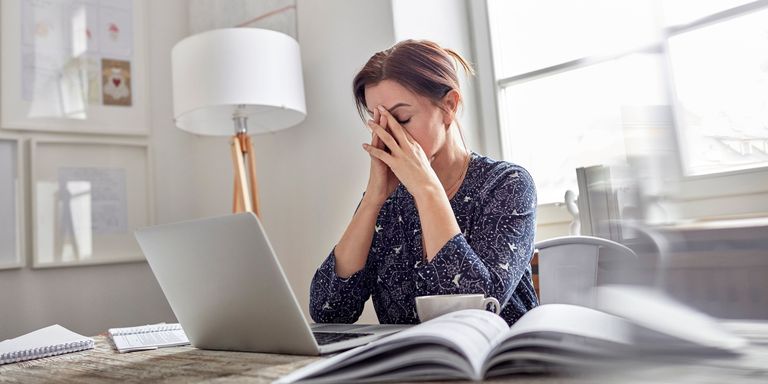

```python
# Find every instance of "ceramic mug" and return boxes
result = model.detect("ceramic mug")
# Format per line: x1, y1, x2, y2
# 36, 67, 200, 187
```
415, 294, 501, 322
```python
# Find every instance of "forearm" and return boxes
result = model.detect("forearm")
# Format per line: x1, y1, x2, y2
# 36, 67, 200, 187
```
413, 185, 461, 261
333, 197, 382, 278
310, 254, 370, 323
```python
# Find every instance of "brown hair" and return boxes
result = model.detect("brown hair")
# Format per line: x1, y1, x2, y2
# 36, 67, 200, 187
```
352, 39, 475, 122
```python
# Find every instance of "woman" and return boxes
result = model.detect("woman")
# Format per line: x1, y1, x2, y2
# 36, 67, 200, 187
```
310, 40, 538, 325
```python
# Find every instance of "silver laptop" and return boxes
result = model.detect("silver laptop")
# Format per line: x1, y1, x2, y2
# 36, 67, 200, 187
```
135, 212, 408, 355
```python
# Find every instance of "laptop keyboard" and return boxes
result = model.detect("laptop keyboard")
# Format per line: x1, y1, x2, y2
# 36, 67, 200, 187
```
312, 332, 373, 346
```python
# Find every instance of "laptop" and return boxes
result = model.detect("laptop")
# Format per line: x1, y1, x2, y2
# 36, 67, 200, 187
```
134, 212, 408, 355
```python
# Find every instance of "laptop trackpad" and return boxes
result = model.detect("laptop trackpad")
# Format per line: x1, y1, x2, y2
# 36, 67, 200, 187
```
312, 332, 373, 346
310, 324, 373, 332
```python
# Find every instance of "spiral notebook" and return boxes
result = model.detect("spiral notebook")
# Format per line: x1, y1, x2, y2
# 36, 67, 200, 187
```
0, 325, 94, 365
108, 323, 190, 353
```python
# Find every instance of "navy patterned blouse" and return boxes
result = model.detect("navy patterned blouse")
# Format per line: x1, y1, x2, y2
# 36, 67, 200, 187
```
310, 152, 538, 326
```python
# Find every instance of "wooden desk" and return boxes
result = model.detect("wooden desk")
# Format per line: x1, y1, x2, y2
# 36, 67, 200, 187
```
2, 322, 768, 383
0, 335, 320, 383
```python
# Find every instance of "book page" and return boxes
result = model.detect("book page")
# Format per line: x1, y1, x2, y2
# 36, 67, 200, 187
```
276, 309, 508, 383
481, 304, 634, 377
504, 304, 634, 345
305, 346, 471, 383
389, 309, 510, 376
596, 285, 748, 351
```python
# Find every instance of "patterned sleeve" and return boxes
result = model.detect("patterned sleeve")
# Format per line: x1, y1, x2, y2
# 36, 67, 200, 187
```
308, 248, 374, 323
413, 165, 537, 310
309, 198, 376, 323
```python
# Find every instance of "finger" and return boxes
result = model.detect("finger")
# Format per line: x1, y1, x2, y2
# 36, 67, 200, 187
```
362, 143, 393, 165
371, 129, 385, 150
375, 108, 394, 140
378, 112, 392, 143
400, 123, 417, 143
371, 123, 399, 153
369, 120, 388, 150
377, 105, 411, 145
367, 120, 400, 153
379, 111, 387, 130
369, 121, 379, 141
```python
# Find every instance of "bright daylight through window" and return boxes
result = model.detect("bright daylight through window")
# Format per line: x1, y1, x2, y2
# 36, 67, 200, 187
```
486, 0, 768, 204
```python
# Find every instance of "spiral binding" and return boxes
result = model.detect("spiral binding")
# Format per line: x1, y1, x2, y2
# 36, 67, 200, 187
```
0, 339, 94, 365
108, 323, 183, 337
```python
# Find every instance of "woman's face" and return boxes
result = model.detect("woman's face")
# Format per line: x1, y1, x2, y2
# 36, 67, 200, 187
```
364, 80, 452, 160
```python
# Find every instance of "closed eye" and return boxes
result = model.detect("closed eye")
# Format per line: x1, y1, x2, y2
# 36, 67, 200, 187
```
397, 118, 411, 125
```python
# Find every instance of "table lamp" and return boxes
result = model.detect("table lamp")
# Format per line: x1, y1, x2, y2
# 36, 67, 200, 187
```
171, 28, 306, 216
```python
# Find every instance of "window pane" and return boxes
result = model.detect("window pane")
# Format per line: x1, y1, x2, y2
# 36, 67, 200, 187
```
661, 0, 755, 27
668, 8, 768, 176
499, 55, 667, 204
487, 0, 660, 79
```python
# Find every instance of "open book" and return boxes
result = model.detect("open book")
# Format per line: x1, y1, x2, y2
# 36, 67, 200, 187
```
277, 286, 747, 383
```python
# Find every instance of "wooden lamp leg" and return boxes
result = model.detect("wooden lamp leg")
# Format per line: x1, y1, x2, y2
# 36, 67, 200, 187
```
231, 135, 252, 213
243, 135, 261, 217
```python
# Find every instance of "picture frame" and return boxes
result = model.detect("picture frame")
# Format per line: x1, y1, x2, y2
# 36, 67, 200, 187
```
30, 138, 154, 268
0, 0, 149, 136
0, 135, 25, 269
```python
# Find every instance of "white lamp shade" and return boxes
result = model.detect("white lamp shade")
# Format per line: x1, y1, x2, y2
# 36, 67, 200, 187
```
171, 28, 306, 136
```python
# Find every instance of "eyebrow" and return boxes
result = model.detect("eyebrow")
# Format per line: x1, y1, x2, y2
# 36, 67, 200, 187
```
366, 103, 411, 115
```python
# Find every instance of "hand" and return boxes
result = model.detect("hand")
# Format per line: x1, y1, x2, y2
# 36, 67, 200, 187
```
362, 105, 442, 199
362, 108, 399, 207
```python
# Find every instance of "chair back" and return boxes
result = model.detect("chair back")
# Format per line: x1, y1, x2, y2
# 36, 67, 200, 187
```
534, 235, 637, 307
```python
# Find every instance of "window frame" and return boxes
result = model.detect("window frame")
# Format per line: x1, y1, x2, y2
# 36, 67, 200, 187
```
470, 0, 768, 222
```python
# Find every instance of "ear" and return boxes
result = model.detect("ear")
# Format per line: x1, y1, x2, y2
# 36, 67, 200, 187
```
441, 89, 460, 126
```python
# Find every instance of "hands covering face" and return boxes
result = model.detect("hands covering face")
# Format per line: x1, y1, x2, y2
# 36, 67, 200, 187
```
361, 107, 399, 205
363, 105, 441, 199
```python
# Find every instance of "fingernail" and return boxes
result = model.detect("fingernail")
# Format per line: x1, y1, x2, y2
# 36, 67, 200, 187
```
377, 105, 385, 112
362, 143, 369, 149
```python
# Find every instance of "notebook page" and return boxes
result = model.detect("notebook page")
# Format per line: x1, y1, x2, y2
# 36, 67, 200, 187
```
108, 323, 189, 352
0, 325, 94, 365
108, 323, 172, 336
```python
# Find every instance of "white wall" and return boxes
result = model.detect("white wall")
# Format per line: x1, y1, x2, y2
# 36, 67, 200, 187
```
1, 0, 502, 339
391, 0, 483, 153
0, 0, 191, 340
191, 0, 397, 324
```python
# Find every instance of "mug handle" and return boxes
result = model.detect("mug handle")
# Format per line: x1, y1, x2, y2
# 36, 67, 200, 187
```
483, 297, 501, 314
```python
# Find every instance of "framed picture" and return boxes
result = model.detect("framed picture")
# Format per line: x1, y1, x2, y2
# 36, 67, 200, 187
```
0, 136, 24, 269
30, 138, 153, 268
0, 0, 149, 135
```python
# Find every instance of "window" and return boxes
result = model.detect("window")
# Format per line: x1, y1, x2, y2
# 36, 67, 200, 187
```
667, 7, 768, 176
483, 0, 768, 208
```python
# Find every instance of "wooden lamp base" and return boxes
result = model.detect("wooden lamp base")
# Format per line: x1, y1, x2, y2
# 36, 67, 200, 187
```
230, 132, 261, 216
